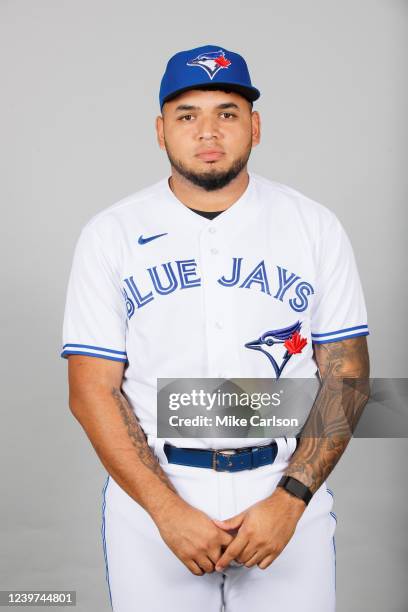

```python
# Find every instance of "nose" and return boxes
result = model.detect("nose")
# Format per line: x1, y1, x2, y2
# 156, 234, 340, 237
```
196, 115, 220, 140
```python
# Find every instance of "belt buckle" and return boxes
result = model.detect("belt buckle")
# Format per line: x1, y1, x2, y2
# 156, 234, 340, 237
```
212, 449, 236, 471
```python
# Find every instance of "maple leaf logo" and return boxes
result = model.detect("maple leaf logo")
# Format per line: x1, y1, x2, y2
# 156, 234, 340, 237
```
214, 55, 231, 68
284, 331, 308, 355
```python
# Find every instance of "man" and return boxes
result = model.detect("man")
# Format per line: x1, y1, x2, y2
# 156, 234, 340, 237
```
61, 45, 370, 611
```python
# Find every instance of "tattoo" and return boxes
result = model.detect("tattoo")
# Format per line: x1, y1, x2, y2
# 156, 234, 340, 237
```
111, 387, 177, 494
284, 336, 370, 493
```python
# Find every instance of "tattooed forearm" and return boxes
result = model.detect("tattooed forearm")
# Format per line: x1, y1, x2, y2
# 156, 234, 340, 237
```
111, 386, 177, 494
284, 336, 370, 493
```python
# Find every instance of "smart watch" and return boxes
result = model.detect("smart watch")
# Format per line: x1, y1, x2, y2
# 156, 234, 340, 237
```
277, 475, 313, 505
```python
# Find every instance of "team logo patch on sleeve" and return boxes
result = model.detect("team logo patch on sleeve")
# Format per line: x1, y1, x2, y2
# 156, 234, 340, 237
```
186, 50, 232, 80
245, 321, 308, 379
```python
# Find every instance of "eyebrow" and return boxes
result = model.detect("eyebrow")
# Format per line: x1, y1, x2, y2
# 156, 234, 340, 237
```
174, 102, 241, 112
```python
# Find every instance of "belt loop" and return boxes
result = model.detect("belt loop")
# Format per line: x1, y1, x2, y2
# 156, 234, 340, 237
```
275, 437, 287, 462
153, 437, 169, 464
251, 446, 260, 469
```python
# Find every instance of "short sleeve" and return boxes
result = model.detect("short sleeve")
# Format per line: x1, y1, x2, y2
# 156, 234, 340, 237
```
311, 213, 369, 344
60, 222, 127, 362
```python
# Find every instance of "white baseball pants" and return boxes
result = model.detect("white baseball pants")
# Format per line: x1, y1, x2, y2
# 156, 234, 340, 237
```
101, 437, 336, 612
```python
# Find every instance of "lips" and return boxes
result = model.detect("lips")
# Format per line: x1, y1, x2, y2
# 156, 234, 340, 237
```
196, 149, 225, 161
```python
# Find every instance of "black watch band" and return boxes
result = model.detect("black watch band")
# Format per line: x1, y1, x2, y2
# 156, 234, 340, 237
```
277, 475, 313, 505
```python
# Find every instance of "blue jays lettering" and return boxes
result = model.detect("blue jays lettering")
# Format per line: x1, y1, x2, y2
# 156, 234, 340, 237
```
122, 257, 314, 316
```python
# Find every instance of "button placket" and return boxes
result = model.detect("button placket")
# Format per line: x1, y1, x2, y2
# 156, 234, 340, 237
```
199, 225, 238, 377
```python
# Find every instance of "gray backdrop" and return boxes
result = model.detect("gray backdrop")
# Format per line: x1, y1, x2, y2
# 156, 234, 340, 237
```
1, 0, 407, 610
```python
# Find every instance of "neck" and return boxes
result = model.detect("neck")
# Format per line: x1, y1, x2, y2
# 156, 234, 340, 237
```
168, 168, 250, 212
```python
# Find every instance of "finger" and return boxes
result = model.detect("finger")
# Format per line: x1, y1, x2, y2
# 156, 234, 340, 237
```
196, 555, 215, 574
219, 527, 239, 537
207, 547, 222, 566
208, 540, 232, 566
213, 512, 245, 532
218, 530, 235, 547
186, 560, 204, 576
210, 534, 239, 566
215, 533, 248, 572
236, 542, 257, 564
244, 551, 261, 568
258, 554, 275, 570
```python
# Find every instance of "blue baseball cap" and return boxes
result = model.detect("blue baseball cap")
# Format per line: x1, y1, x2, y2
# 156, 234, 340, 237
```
159, 45, 261, 110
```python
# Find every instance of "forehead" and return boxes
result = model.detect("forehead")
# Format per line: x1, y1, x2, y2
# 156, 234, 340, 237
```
163, 89, 250, 113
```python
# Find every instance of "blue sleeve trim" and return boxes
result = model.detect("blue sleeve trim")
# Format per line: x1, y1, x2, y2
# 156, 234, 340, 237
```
62, 343, 126, 355
311, 324, 368, 338
61, 350, 128, 363
312, 330, 369, 344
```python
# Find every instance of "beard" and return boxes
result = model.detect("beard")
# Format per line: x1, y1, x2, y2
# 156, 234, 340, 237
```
164, 141, 252, 192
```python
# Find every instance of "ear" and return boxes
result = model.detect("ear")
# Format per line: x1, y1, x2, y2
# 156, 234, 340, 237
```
155, 115, 165, 150
251, 110, 261, 147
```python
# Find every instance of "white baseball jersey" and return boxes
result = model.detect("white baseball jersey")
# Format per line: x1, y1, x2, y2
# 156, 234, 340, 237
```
61, 171, 369, 450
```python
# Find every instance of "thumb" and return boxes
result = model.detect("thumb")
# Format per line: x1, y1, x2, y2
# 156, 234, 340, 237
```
213, 512, 245, 532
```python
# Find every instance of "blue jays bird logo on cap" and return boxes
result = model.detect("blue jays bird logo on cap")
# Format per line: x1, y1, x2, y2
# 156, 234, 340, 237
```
159, 45, 260, 109
186, 49, 232, 80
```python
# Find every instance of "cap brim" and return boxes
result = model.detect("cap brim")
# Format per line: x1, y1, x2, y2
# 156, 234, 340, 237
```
161, 82, 260, 109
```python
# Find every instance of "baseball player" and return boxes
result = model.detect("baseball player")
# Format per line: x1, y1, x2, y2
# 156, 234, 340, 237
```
61, 45, 370, 611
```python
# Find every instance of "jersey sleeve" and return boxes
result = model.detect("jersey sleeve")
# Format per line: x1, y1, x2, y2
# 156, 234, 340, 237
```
60, 221, 127, 362
310, 212, 369, 344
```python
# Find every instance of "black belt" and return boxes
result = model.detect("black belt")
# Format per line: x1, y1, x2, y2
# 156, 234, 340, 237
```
163, 438, 300, 472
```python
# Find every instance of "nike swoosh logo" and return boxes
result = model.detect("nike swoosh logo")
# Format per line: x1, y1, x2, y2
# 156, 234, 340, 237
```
138, 233, 168, 245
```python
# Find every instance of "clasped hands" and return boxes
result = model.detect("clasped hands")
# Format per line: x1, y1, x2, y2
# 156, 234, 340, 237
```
156, 486, 306, 576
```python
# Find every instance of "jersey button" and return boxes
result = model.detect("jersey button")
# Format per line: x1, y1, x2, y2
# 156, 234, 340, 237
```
208, 226, 216, 234
215, 321, 223, 329
210, 248, 219, 255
